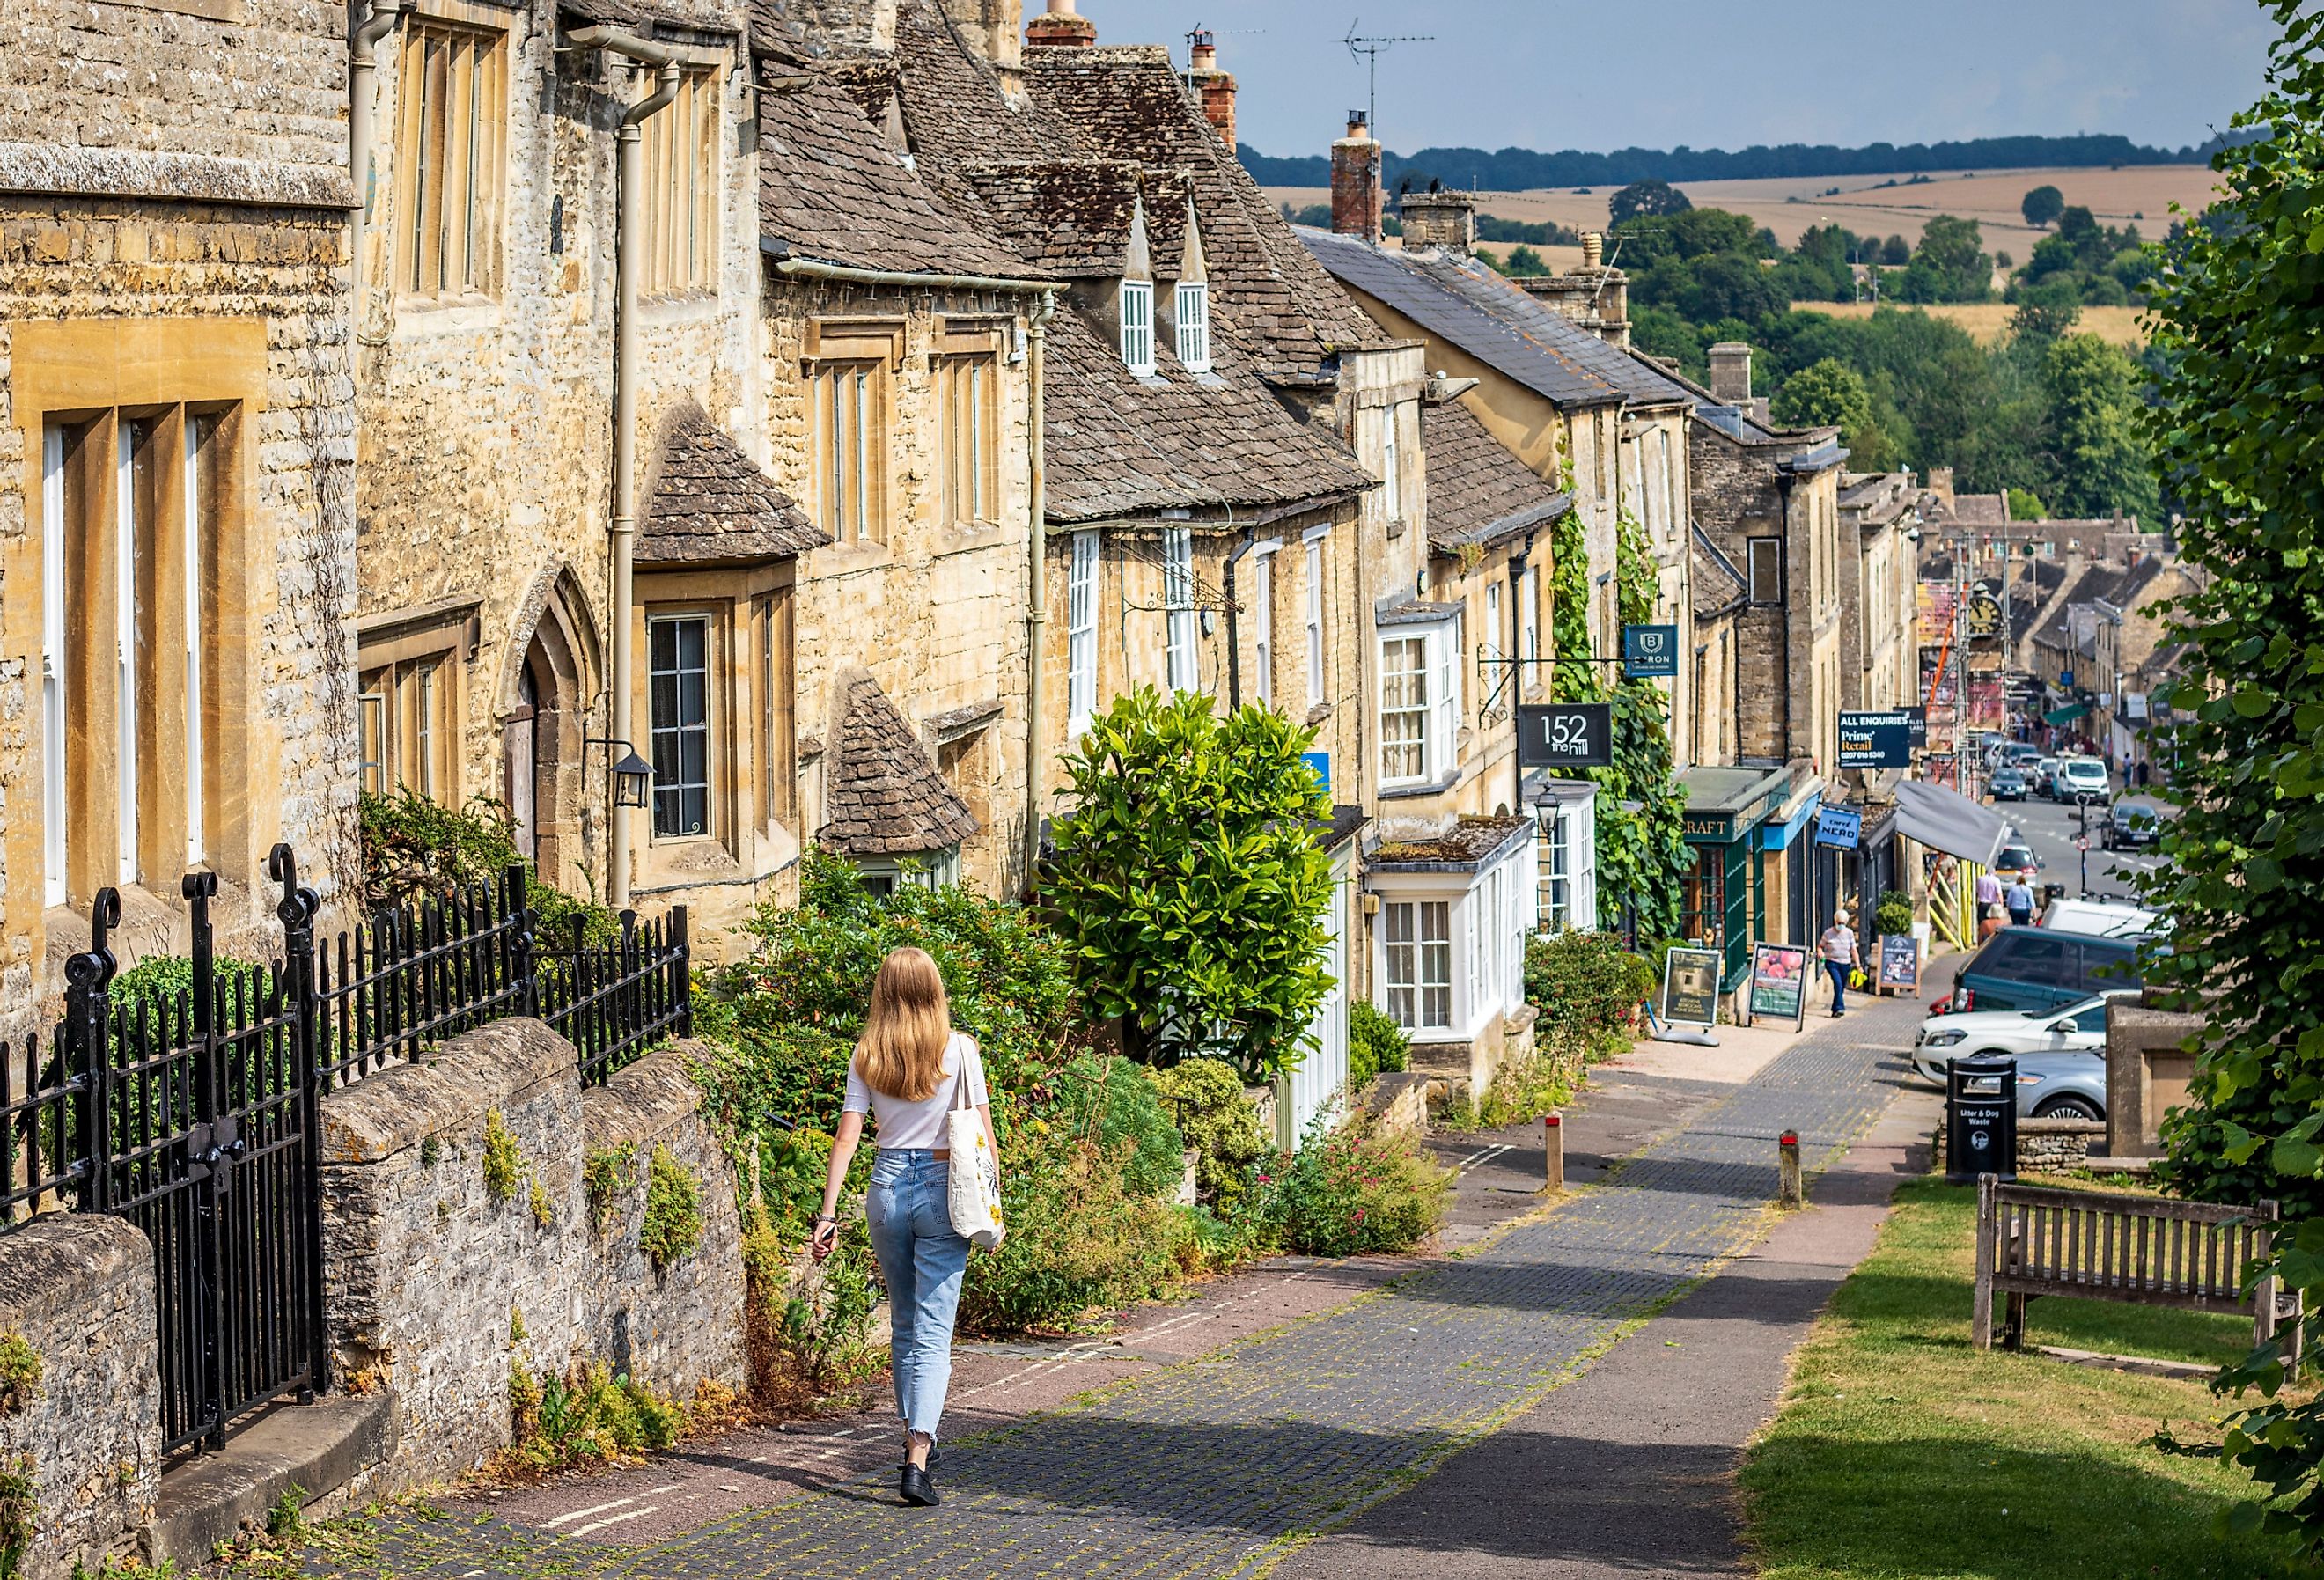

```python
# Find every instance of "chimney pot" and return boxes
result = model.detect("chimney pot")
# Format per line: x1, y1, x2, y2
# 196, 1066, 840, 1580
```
1026, 0, 1095, 48
1709, 342, 1754, 405
1186, 27, 1236, 147
1330, 111, 1383, 243
1582, 231, 1603, 268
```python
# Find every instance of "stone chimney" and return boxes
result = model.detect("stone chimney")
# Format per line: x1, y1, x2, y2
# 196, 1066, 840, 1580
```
1330, 111, 1382, 243
1026, 0, 1095, 48
1518, 230, 1631, 347
1709, 342, 1753, 405
1186, 29, 1237, 147
1926, 465, 1956, 504
1400, 189, 1476, 256
945, 0, 1024, 89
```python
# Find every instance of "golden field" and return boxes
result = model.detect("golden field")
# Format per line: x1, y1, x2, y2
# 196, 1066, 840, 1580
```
1809, 299, 2151, 347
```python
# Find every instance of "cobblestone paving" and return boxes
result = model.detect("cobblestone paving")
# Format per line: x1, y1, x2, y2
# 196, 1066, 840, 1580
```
318, 1016, 1911, 1580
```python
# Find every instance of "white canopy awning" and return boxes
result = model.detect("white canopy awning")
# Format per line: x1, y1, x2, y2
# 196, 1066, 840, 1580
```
1893, 779, 2010, 868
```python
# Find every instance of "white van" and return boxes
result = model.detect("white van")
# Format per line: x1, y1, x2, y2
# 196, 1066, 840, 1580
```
2041, 898, 2161, 938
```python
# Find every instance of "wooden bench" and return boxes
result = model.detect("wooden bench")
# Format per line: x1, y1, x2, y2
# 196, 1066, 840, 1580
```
1972, 1175, 2302, 1359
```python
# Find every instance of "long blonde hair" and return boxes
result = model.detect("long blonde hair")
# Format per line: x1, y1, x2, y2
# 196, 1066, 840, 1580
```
855, 946, 952, 1101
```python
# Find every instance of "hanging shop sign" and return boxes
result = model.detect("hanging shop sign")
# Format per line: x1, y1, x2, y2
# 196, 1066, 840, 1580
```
1517, 702, 1613, 769
1622, 623, 1680, 680
1815, 806, 1863, 849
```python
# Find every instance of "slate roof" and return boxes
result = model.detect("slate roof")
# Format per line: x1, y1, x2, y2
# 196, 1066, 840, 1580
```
639, 403, 828, 564
1939, 493, 2010, 527
1420, 401, 1570, 554
957, 160, 1193, 276
1692, 524, 1747, 618
756, 70, 1033, 278
1415, 254, 1695, 408
820, 674, 980, 856
561, 0, 739, 35
1302, 228, 1620, 408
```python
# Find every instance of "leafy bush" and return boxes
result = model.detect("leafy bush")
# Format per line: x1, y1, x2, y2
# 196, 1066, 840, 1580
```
1874, 889, 1915, 938
1525, 930, 1654, 1042
1260, 1113, 1450, 1256
358, 788, 616, 944
1347, 1000, 1409, 1092
638, 1145, 703, 1271
1147, 1058, 1266, 1209
1056, 1053, 1184, 1199
958, 1127, 1189, 1333
1045, 687, 1335, 1076
501, 1359, 686, 1476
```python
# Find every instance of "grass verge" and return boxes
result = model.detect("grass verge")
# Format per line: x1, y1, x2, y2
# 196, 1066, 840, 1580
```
1740, 1176, 2303, 1580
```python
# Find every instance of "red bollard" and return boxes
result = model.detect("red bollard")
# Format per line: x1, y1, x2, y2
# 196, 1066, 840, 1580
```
1778, 1128, 1803, 1209
1544, 1112, 1565, 1193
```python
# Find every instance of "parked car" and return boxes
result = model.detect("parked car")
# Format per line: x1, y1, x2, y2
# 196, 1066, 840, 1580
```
2032, 756, 2061, 796
2005, 741, 2044, 768
1914, 994, 2118, 1083
2011, 1051, 2109, 1120
2041, 898, 2163, 938
1993, 840, 2041, 884
2102, 801, 2162, 850
2056, 756, 2112, 805
1952, 925, 2147, 1014
1991, 767, 2029, 800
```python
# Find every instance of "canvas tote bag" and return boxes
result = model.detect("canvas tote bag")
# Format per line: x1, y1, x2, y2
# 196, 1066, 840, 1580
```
946, 1040, 1004, 1249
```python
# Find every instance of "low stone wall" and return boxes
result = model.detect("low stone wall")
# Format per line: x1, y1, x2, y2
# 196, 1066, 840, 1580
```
320, 1020, 747, 1488
1931, 1117, 2127, 1177
0, 1214, 159, 1580
1352, 1070, 1433, 1136
1407, 1003, 1538, 1103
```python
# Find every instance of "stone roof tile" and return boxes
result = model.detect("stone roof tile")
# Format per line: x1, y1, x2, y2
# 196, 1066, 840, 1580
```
639, 403, 828, 564
1421, 401, 1570, 554
819, 674, 979, 856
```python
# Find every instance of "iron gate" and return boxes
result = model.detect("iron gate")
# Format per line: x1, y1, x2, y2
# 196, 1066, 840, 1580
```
72, 856, 326, 1454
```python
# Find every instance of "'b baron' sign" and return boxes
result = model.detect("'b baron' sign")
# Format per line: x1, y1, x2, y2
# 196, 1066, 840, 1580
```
1517, 702, 1613, 769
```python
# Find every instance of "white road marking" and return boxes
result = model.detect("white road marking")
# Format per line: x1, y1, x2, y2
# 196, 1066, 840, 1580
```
569, 1506, 658, 1537
1457, 1143, 1512, 1173
542, 1496, 639, 1528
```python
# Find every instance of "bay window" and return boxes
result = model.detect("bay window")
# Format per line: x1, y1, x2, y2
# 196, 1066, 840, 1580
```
649, 614, 712, 839
1379, 616, 1461, 787
1383, 900, 1452, 1031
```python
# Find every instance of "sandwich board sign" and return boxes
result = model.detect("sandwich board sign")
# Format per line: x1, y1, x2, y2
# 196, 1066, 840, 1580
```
1660, 947, 1723, 1029
1878, 933, 1921, 996
1747, 942, 1810, 1030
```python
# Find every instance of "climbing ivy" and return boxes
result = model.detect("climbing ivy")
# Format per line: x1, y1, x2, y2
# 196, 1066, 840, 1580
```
1545, 501, 1690, 939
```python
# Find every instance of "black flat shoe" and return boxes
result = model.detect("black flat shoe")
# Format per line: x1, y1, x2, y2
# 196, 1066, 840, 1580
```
901, 1464, 940, 1506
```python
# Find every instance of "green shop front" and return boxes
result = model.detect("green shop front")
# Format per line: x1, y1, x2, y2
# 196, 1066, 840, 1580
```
1676, 765, 1804, 989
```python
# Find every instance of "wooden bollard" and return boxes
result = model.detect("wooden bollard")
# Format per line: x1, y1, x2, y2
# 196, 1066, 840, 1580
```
1544, 1112, 1565, 1193
1778, 1128, 1803, 1209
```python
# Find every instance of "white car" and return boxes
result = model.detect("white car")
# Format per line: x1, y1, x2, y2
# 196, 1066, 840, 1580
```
1912, 995, 2117, 1084
2055, 756, 2111, 804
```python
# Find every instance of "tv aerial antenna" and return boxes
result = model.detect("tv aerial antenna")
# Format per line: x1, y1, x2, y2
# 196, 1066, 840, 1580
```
1184, 22, 1267, 69
1342, 18, 1432, 148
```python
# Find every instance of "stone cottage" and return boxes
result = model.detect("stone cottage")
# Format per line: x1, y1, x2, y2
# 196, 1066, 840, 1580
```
0, 0, 364, 1003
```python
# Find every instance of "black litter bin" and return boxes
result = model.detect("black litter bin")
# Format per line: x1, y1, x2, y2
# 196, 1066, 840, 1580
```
1946, 1055, 2018, 1184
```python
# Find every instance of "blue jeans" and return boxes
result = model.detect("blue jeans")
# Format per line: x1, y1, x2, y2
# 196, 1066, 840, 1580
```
1826, 959, 1850, 1012
866, 1148, 971, 1441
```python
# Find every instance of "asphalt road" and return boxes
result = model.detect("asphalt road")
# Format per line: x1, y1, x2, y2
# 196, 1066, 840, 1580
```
1989, 776, 2168, 905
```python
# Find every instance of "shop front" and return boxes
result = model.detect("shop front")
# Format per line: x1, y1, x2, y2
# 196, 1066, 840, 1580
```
1676, 765, 1794, 991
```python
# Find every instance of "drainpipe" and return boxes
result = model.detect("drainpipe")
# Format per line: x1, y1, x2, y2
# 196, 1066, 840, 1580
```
571, 27, 687, 908
348, 0, 406, 298
1022, 290, 1056, 881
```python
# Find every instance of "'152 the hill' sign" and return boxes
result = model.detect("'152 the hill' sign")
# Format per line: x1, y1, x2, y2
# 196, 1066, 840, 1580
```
1517, 702, 1613, 769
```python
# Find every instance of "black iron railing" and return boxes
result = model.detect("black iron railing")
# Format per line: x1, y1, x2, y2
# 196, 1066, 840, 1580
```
0, 846, 690, 1455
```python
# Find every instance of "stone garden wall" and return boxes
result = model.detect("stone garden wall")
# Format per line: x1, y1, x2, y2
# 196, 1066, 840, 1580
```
320, 1020, 748, 1488
0, 1214, 159, 1580
1931, 1116, 2128, 1177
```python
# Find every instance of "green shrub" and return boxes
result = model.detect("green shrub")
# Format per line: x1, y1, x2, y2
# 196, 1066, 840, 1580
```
359, 788, 616, 944
1147, 1058, 1266, 1209
1874, 889, 1915, 938
1260, 1113, 1451, 1256
1347, 1000, 1409, 1091
501, 1359, 686, 1475
0, 1332, 40, 1417
1525, 930, 1654, 1040
957, 1130, 1187, 1333
638, 1146, 702, 1272
1056, 1053, 1184, 1200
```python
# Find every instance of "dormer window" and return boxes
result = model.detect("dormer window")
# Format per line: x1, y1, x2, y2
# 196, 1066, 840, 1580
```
1120, 280, 1155, 376
1175, 282, 1210, 372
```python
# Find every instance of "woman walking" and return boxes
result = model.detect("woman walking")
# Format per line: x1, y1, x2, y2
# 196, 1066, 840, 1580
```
812, 946, 999, 1507
1820, 908, 1863, 1018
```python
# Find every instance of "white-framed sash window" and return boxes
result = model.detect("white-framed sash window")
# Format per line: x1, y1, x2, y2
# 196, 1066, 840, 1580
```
1163, 525, 1198, 692
1120, 280, 1156, 375
1174, 281, 1210, 371
1068, 530, 1099, 733
1305, 537, 1326, 709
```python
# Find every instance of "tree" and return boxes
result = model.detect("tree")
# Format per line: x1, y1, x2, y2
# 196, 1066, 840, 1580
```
2136, 4, 2324, 1554
1044, 688, 1335, 1077
2040, 332, 2159, 520
2020, 183, 2066, 228
1607, 178, 1690, 226
1772, 357, 1900, 468
1896, 214, 1994, 302
1879, 233, 1910, 266
1484, 244, 1549, 277
2005, 487, 2048, 521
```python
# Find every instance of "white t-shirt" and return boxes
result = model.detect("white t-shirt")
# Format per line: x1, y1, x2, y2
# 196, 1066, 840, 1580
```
842, 1031, 989, 1150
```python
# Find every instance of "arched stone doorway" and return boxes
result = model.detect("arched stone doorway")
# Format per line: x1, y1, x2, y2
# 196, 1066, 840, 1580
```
501, 568, 600, 893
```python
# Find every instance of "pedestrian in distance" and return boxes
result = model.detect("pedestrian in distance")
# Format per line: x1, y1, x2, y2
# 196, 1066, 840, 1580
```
812, 945, 1001, 1508
1820, 908, 1863, 1018
2004, 872, 2037, 928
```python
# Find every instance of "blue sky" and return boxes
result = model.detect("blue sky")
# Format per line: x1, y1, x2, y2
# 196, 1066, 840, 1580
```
1080, 0, 2277, 158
